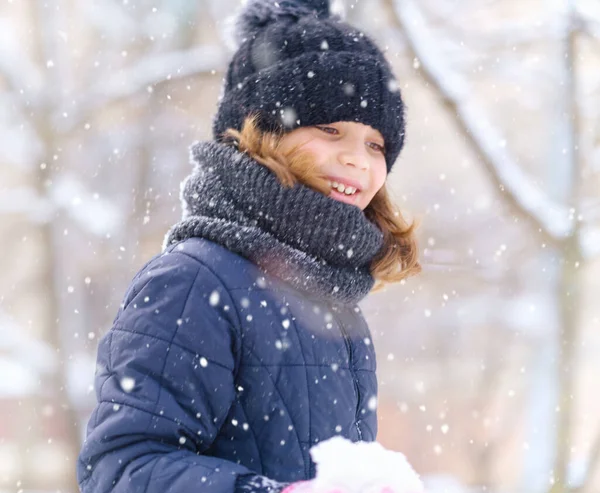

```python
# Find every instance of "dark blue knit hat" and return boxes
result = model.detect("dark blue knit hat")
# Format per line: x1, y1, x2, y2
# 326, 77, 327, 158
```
212, 0, 406, 173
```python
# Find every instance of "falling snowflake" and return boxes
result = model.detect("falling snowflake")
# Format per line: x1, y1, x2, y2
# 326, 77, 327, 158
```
280, 107, 297, 128
342, 82, 355, 96
256, 276, 267, 288
120, 376, 135, 393
367, 396, 377, 411
209, 290, 220, 306
252, 40, 279, 70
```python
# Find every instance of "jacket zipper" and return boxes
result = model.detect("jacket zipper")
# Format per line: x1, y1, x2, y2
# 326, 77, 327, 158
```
336, 312, 363, 441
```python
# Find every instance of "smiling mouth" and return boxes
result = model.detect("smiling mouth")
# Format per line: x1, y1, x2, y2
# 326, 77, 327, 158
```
327, 184, 361, 207
327, 179, 360, 196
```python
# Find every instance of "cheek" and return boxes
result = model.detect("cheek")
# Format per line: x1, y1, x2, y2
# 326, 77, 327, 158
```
279, 132, 305, 152
370, 161, 387, 193
297, 140, 331, 168
360, 163, 386, 209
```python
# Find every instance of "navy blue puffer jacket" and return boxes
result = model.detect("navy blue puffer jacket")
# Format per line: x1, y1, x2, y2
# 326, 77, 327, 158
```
77, 237, 378, 493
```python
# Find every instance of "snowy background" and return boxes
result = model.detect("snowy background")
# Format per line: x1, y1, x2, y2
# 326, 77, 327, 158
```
0, 0, 599, 492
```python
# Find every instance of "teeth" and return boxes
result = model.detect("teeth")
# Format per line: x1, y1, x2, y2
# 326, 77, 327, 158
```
329, 181, 357, 195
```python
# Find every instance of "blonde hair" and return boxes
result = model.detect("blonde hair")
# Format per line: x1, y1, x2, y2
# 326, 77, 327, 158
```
222, 115, 421, 291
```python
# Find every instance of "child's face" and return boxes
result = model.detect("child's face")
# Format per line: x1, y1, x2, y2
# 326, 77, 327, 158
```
279, 121, 387, 210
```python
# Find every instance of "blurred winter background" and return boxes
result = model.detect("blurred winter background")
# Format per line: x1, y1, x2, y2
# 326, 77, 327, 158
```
0, 0, 599, 492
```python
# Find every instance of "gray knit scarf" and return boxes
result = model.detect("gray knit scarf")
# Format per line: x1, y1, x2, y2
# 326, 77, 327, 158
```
163, 141, 384, 305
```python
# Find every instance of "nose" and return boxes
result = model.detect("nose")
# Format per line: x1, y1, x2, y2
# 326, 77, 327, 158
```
338, 146, 369, 171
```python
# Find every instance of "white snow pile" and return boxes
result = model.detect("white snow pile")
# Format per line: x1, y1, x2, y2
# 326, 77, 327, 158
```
309, 436, 424, 493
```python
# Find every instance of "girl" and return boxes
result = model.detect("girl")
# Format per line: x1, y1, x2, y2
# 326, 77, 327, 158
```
77, 1, 420, 492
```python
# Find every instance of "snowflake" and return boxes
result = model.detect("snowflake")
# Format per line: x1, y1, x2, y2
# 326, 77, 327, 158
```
209, 290, 220, 306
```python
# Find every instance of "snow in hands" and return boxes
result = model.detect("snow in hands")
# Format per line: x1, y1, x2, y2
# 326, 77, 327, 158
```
308, 436, 424, 493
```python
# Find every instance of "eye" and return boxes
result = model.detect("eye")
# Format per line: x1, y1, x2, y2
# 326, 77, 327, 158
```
368, 142, 386, 154
316, 126, 339, 135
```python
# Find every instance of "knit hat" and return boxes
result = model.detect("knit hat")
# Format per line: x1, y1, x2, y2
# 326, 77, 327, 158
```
212, 0, 406, 173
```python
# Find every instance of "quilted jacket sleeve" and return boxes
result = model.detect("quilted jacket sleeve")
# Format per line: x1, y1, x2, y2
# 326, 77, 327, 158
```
77, 250, 286, 493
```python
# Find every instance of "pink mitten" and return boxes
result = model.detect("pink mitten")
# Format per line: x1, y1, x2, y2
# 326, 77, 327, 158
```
366, 485, 425, 493
281, 481, 349, 493
281, 481, 314, 493
282, 483, 416, 493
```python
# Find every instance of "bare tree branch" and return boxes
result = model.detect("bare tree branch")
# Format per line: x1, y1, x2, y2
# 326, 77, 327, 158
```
548, 4, 585, 490
62, 44, 227, 132
389, 0, 573, 245
0, 180, 123, 237
420, 2, 564, 51
576, 11, 600, 40
571, 426, 600, 493
0, 48, 46, 129
580, 227, 600, 260
0, 15, 43, 96
0, 57, 43, 95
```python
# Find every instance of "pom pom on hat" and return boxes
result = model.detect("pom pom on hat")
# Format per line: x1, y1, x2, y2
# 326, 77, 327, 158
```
235, 0, 331, 43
